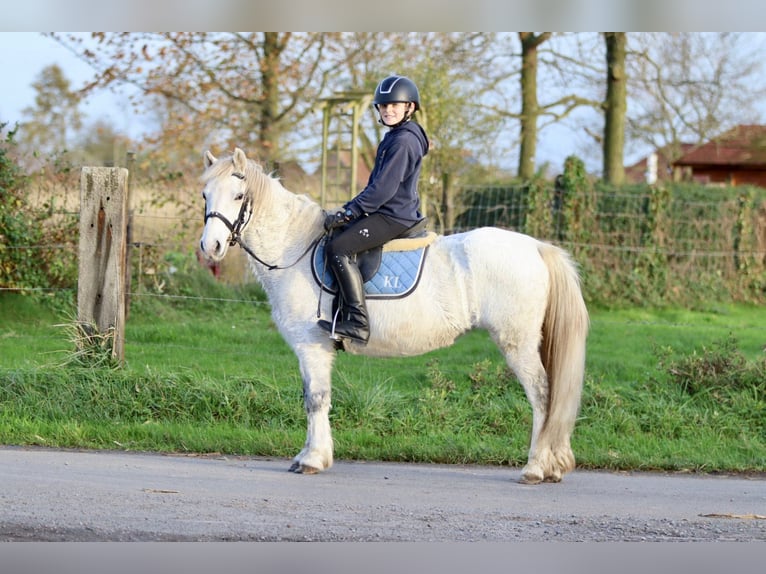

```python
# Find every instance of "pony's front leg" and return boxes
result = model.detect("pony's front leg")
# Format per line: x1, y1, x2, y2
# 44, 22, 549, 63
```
289, 344, 335, 474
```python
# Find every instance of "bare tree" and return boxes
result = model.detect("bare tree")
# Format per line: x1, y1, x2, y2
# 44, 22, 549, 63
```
49, 32, 349, 166
603, 32, 627, 185
517, 33, 550, 180
626, 32, 766, 163
46, 32, 763, 188
486, 33, 603, 179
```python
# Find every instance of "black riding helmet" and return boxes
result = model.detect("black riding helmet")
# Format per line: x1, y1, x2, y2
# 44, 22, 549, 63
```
373, 75, 420, 112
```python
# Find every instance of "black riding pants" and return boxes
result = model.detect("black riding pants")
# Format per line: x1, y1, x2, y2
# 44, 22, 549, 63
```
325, 213, 411, 260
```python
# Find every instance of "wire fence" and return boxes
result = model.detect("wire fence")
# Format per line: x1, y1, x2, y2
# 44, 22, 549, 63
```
3, 179, 766, 306
4, 182, 765, 370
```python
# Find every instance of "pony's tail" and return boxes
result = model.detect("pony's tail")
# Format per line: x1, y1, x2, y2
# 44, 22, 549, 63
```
537, 243, 589, 475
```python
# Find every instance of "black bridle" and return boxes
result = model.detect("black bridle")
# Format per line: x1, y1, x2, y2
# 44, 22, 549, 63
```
203, 170, 323, 271
203, 172, 251, 246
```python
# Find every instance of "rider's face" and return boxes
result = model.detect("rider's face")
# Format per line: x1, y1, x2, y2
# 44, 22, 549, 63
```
377, 102, 411, 126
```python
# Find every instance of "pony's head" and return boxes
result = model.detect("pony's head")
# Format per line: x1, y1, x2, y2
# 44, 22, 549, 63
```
199, 147, 255, 261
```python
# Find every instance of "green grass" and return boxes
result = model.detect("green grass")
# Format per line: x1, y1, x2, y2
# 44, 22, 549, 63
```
1, 285, 764, 474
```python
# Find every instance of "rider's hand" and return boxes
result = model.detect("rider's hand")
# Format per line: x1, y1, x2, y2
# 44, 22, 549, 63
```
323, 209, 354, 231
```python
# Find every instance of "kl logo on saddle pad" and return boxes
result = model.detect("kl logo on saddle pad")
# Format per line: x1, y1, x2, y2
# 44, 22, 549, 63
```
312, 238, 430, 299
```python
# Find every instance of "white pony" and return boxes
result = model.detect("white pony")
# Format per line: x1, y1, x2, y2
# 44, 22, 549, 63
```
199, 148, 589, 484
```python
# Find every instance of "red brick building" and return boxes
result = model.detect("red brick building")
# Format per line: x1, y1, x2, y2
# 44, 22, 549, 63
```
672, 124, 766, 187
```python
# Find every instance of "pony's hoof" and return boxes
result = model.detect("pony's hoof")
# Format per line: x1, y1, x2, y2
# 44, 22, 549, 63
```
543, 471, 562, 483
519, 468, 563, 484
518, 474, 543, 485
289, 459, 323, 474
519, 464, 544, 484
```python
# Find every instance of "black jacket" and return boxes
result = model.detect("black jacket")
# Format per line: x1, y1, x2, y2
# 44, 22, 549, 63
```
344, 120, 429, 225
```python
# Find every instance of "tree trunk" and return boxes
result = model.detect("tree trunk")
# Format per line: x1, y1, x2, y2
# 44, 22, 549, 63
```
260, 32, 282, 162
518, 33, 547, 180
603, 32, 627, 185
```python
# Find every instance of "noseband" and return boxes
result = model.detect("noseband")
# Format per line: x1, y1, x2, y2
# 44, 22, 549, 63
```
203, 171, 251, 247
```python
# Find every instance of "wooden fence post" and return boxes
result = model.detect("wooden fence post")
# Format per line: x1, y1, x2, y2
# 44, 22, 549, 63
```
124, 151, 135, 320
77, 167, 129, 364
442, 172, 453, 234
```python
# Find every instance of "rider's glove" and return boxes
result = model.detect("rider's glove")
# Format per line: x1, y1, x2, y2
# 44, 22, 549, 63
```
324, 208, 355, 231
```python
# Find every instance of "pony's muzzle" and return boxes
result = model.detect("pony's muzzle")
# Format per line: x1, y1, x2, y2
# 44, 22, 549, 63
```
199, 234, 225, 261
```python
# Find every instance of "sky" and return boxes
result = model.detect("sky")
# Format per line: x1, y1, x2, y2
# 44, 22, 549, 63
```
2, 29, 766, 176
0, 33, 146, 139
0, 32, 587, 173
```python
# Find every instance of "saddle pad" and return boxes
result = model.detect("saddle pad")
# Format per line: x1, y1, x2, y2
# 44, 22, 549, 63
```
312, 241, 429, 299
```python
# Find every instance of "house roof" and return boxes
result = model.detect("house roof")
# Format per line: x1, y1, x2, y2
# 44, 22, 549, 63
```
674, 124, 766, 167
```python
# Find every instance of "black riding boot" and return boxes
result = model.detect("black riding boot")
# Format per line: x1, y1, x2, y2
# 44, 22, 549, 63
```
318, 254, 370, 344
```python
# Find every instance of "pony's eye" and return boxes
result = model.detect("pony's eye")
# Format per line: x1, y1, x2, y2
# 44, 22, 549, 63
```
235, 193, 245, 201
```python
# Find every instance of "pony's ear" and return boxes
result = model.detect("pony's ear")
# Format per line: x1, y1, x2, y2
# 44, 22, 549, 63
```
204, 150, 217, 168
233, 147, 247, 173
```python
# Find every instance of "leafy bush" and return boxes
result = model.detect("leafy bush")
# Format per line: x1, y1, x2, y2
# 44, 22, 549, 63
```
0, 125, 37, 288
656, 335, 766, 397
0, 124, 78, 305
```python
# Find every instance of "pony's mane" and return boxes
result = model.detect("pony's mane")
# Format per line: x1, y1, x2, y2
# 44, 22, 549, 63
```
201, 151, 319, 212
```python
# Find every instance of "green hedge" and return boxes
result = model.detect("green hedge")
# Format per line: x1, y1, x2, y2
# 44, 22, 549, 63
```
453, 156, 766, 307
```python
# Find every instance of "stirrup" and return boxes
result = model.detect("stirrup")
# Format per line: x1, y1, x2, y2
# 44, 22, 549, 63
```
318, 308, 343, 341
318, 308, 369, 344
327, 308, 343, 342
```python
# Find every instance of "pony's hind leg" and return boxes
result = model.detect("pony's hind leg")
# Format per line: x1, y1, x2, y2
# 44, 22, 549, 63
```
516, 358, 575, 485
289, 344, 335, 474
508, 353, 552, 484
498, 338, 566, 484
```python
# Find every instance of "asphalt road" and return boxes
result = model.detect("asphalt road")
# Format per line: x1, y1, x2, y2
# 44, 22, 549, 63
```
1, 446, 764, 542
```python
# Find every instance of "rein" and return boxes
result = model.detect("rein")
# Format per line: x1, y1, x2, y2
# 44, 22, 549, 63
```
204, 171, 325, 271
